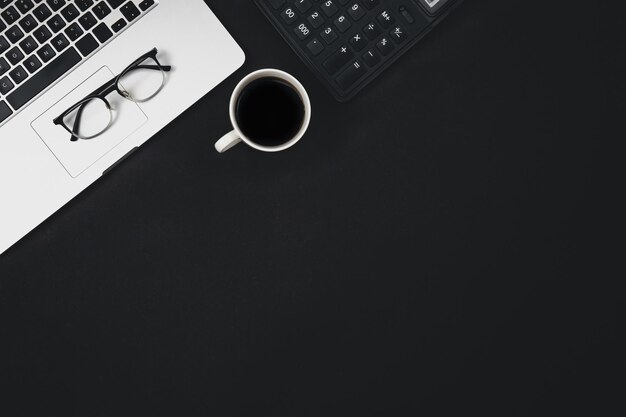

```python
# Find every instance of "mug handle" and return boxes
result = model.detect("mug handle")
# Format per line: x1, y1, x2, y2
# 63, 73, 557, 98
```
215, 130, 242, 153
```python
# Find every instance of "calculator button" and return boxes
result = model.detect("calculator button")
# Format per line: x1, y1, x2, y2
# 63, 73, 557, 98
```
320, 0, 339, 17
346, 3, 365, 21
376, 36, 394, 55
307, 11, 324, 28
349, 33, 367, 51
362, 49, 381, 67
363, 21, 381, 40
334, 15, 351, 32
377, 10, 395, 28
281, 7, 298, 24
336, 60, 366, 90
294, 22, 311, 40
390, 25, 406, 43
320, 26, 338, 44
323, 45, 353, 74
294, 0, 312, 13
306, 38, 325, 56
268, 0, 286, 9
362, 0, 379, 9
399, 6, 414, 23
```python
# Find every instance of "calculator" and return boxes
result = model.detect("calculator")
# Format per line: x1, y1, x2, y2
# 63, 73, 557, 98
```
255, 0, 464, 101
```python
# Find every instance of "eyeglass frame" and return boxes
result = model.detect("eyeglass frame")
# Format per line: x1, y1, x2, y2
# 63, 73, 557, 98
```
53, 48, 172, 142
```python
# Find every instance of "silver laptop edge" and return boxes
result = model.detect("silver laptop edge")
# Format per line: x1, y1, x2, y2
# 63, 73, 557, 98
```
0, 0, 245, 254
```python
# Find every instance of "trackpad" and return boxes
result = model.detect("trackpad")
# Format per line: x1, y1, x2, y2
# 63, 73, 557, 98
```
31, 66, 148, 178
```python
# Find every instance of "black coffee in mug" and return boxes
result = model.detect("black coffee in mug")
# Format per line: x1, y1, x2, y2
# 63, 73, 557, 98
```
235, 77, 305, 147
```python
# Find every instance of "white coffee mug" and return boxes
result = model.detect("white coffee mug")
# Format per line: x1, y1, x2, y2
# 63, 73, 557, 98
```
215, 69, 311, 153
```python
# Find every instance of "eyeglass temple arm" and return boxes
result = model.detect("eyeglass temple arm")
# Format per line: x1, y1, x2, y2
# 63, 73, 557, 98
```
131, 64, 172, 71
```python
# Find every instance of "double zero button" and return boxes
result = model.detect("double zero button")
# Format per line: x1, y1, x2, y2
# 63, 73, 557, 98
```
281, 7, 298, 24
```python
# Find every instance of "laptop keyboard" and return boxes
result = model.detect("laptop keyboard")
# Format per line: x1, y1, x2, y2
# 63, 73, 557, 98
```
0, 0, 158, 126
255, 0, 463, 101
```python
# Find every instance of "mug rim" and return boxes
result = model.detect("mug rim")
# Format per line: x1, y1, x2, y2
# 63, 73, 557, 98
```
229, 69, 311, 152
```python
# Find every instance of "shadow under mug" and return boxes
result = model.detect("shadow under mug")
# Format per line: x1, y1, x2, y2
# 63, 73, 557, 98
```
215, 69, 311, 153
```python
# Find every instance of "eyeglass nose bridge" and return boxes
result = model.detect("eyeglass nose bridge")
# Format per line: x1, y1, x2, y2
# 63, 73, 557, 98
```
116, 63, 167, 103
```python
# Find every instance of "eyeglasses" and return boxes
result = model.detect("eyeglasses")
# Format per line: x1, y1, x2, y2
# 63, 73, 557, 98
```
53, 48, 172, 142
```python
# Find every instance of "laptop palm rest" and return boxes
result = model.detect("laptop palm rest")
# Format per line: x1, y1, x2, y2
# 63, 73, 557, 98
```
31, 66, 148, 178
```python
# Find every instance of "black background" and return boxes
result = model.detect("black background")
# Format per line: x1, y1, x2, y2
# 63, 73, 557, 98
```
1, 0, 623, 415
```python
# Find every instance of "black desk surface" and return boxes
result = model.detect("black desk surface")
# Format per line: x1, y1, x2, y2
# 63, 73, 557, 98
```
0, 0, 622, 415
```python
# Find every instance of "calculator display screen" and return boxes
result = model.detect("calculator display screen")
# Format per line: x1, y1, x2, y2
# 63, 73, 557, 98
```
417, 0, 451, 14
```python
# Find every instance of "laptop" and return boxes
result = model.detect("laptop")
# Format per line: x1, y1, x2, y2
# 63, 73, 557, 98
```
0, 0, 245, 254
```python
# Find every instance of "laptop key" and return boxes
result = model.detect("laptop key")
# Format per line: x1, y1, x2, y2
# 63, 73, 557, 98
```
19, 35, 38, 54
0, 76, 14, 94
78, 11, 97, 30
9, 65, 29, 84
93, 2, 111, 19
64, 22, 83, 40
6, 47, 25, 65
0, 100, 13, 124
120, 1, 140, 22
0, 56, 9, 76
33, 25, 52, 43
106, 0, 125, 9
75, 0, 94, 12
138, 0, 154, 11
15, 0, 35, 14
18, 14, 38, 33
46, 0, 66, 12
75, 33, 98, 56
47, 14, 67, 32
0, 35, 9, 54
33, 4, 52, 22
111, 18, 126, 32
6, 25, 25, 43
1, 6, 20, 25
36, 43, 56, 62
51, 33, 69, 51
60, 4, 79, 22
92, 22, 112, 43
24, 55, 43, 73
7, 47, 81, 110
